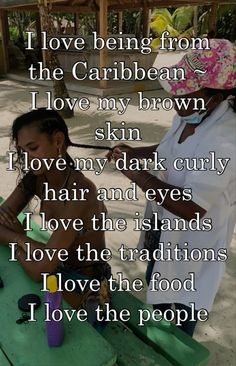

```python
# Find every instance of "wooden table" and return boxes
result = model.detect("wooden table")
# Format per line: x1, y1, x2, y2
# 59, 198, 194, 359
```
0, 349, 11, 366
0, 245, 117, 366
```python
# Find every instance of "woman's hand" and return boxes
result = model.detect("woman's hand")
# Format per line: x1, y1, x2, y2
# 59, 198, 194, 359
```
0, 205, 16, 226
14, 220, 26, 235
106, 143, 134, 162
108, 145, 140, 181
0, 205, 25, 234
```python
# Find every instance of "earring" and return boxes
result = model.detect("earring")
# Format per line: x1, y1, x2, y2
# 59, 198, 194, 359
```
58, 148, 62, 158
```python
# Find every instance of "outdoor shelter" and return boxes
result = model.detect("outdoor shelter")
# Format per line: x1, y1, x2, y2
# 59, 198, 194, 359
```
0, 0, 235, 94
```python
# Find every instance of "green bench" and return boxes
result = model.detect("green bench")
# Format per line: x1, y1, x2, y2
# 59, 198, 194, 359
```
0, 349, 11, 366
0, 197, 210, 365
109, 290, 209, 366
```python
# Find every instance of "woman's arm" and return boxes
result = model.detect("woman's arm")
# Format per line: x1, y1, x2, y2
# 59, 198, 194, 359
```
0, 184, 34, 242
129, 170, 206, 221
111, 148, 206, 221
15, 179, 104, 282
0, 223, 47, 249
0, 224, 23, 245
132, 144, 159, 159
106, 144, 158, 161
16, 224, 77, 282
0, 185, 32, 227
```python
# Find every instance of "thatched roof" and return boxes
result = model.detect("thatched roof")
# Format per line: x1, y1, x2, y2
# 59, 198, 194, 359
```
0, 0, 235, 11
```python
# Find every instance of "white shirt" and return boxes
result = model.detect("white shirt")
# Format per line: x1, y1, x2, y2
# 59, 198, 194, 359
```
138, 101, 236, 311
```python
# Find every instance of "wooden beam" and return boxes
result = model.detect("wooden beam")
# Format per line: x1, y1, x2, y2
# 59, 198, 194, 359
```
99, 0, 108, 89
0, 5, 95, 12
117, 11, 123, 33
208, 2, 218, 36
0, 1, 204, 12
74, 12, 79, 34
2, 1, 235, 13
0, 10, 9, 73
51, 5, 96, 12
108, 0, 215, 11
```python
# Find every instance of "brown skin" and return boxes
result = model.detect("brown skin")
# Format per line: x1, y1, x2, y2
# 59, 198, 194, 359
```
0, 124, 106, 282
107, 89, 224, 221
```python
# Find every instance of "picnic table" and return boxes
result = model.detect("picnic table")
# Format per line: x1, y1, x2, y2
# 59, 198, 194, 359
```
0, 197, 210, 366
0, 245, 117, 366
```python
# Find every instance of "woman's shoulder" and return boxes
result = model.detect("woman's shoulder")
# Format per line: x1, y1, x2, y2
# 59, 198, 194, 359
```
207, 106, 235, 142
68, 170, 99, 205
69, 170, 97, 191
66, 170, 105, 217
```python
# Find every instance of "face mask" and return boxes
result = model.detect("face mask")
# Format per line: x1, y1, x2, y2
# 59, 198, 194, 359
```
181, 97, 213, 125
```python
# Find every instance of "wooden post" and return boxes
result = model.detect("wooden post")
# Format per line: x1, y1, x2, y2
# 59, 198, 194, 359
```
96, 11, 100, 33
38, 0, 74, 118
38, 2, 49, 67
3, 9, 9, 43
99, 0, 108, 89
35, 12, 42, 49
74, 13, 79, 35
208, 3, 218, 37
118, 11, 123, 33
142, 2, 150, 38
0, 10, 9, 73
193, 6, 198, 37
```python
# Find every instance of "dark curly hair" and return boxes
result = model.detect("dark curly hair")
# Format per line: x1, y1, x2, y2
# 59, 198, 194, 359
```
10, 108, 111, 198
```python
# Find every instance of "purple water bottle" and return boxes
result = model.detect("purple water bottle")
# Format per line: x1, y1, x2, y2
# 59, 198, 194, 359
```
45, 275, 64, 347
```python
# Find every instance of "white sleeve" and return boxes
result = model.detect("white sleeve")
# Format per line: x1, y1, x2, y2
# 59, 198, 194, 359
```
183, 139, 236, 211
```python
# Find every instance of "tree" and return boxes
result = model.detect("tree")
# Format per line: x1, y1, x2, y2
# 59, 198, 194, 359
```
38, 0, 74, 118
150, 4, 236, 50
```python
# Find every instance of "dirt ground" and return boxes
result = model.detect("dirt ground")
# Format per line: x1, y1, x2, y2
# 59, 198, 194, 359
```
0, 79, 235, 365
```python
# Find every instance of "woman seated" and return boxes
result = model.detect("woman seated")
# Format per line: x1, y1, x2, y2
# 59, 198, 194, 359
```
0, 108, 111, 322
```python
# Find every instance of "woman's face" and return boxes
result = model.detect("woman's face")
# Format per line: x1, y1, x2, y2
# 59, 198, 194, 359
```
17, 123, 60, 175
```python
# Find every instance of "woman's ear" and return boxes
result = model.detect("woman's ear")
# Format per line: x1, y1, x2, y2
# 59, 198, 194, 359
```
212, 93, 224, 107
54, 131, 65, 149
206, 92, 224, 112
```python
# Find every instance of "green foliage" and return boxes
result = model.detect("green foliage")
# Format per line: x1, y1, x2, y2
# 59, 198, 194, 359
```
172, 6, 194, 32
198, 10, 208, 35
150, 6, 194, 35
8, 11, 36, 41
151, 8, 172, 24
216, 5, 236, 40
123, 11, 141, 35
150, 4, 236, 49
150, 6, 195, 49
198, 4, 236, 40
217, 4, 236, 17
9, 26, 20, 42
